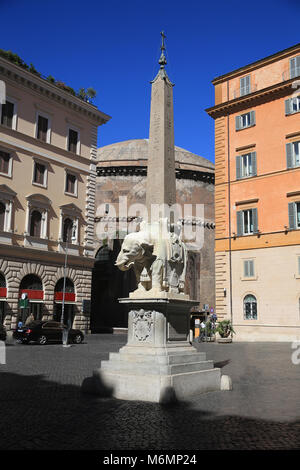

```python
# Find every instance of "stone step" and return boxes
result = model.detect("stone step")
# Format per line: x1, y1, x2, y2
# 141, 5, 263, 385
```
100, 359, 214, 375
109, 351, 207, 365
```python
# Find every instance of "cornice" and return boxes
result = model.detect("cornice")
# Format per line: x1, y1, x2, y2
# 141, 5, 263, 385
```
97, 165, 215, 184
206, 78, 296, 118
212, 43, 300, 85
0, 57, 111, 125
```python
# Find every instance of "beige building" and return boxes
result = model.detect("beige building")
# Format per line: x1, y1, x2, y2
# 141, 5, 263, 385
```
0, 54, 110, 331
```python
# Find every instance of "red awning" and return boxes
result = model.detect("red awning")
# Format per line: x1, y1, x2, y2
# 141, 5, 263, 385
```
19, 289, 44, 300
54, 292, 75, 302
0, 287, 7, 298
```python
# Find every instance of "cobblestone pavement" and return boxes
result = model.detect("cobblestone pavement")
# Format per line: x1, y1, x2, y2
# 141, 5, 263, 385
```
0, 335, 299, 450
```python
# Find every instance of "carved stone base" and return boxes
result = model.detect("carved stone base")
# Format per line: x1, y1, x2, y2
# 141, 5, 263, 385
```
81, 297, 228, 403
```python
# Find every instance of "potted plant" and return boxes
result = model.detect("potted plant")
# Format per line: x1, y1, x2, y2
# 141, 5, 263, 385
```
216, 320, 235, 343
200, 319, 216, 342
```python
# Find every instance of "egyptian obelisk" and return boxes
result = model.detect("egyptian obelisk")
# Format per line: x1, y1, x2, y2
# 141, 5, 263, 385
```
146, 31, 176, 216
82, 33, 231, 403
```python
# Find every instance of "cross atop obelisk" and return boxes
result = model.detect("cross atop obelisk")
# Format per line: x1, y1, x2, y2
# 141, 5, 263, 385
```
146, 32, 176, 221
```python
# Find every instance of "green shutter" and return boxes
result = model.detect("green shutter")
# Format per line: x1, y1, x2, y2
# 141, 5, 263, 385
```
250, 110, 255, 126
290, 57, 296, 79
237, 211, 243, 236
244, 260, 249, 277
235, 115, 241, 130
288, 202, 296, 229
285, 99, 292, 115
251, 152, 257, 176
249, 260, 254, 277
286, 143, 293, 168
290, 56, 300, 79
252, 208, 258, 233
236, 156, 241, 179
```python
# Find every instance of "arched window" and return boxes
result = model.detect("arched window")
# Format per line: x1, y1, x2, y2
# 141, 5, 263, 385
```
244, 294, 257, 320
20, 274, 42, 291
63, 218, 73, 243
55, 277, 74, 294
30, 210, 42, 237
0, 202, 5, 231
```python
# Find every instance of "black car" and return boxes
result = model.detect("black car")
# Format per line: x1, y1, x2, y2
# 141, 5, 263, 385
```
13, 320, 84, 345
0, 324, 6, 342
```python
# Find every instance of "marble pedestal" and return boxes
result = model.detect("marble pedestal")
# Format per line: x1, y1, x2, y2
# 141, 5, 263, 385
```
82, 297, 225, 403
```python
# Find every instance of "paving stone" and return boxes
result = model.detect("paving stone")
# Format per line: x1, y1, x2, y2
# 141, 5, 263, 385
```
0, 337, 299, 450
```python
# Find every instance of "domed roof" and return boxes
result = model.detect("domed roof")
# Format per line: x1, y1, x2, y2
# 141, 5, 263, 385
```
97, 139, 214, 173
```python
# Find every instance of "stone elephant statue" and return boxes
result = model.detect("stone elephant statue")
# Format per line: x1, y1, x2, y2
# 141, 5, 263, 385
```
115, 225, 187, 296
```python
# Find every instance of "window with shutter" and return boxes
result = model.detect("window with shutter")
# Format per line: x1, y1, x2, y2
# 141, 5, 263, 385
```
63, 218, 74, 243
0, 150, 10, 175
290, 55, 300, 79
288, 202, 296, 229
33, 162, 46, 185
286, 143, 293, 168
240, 75, 251, 96
285, 98, 300, 115
235, 116, 241, 130
236, 211, 243, 236
238, 152, 256, 178
68, 129, 78, 153
30, 210, 42, 238
244, 260, 255, 278
37, 115, 48, 142
252, 208, 258, 233
0, 202, 5, 231
236, 156, 241, 179
249, 110, 255, 126
287, 141, 300, 168
296, 202, 300, 229
236, 111, 255, 130
1, 101, 14, 128
239, 208, 258, 235
65, 173, 76, 195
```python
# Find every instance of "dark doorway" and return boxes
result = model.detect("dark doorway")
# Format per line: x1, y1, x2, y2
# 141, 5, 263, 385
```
90, 240, 137, 333
53, 303, 74, 328
0, 301, 5, 324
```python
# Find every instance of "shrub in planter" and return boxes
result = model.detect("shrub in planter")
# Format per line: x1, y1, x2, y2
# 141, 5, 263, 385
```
200, 320, 216, 342
216, 320, 235, 342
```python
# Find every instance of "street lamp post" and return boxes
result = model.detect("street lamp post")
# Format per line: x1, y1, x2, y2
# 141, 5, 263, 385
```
61, 224, 76, 347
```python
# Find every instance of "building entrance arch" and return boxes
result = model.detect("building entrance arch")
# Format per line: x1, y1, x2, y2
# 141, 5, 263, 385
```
90, 240, 137, 332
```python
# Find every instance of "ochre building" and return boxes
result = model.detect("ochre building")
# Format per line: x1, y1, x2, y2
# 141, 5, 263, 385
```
0, 55, 110, 331
207, 42, 300, 341
91, 139, 215, 331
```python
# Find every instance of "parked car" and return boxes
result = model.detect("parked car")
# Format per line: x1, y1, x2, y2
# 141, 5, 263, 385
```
13, 320, 84, 345
0, 324, 6, 342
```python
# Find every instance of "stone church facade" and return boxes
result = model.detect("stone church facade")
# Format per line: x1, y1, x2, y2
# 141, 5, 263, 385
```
91, 139, 215, 331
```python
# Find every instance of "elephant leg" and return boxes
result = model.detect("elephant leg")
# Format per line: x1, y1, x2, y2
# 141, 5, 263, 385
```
151, 259, 164, 290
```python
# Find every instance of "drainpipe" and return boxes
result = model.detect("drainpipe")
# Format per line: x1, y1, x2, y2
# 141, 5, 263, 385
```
227, 81, 233, 326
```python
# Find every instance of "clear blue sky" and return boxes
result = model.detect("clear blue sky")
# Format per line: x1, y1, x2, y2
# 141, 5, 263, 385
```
1, 0, 299, 163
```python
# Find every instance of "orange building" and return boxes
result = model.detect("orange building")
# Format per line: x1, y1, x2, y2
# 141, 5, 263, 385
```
207, 43, 300, 341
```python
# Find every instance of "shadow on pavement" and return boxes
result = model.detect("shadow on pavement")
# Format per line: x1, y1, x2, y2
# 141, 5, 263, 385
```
0, 371, 299, 450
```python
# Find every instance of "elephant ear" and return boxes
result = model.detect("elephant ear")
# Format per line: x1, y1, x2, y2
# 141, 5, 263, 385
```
140, 242, 154, 256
